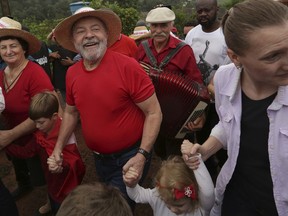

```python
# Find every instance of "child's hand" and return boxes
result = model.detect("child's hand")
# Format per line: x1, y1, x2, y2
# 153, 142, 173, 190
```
181, 140, 201, 170
123, 167, 139, 188
185, 153, 201, 170
47, 155, 63, 173
181, 140, 195, 157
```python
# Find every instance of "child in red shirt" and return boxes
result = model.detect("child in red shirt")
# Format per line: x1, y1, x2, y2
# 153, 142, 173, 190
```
4, 91, 85, 215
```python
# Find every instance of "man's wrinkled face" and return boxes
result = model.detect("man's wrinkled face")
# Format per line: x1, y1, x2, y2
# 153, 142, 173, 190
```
150, 22, 173, 44
72, 17, 108, 62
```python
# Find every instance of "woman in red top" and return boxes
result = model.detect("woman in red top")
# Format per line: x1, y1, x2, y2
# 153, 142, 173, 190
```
0, 16, 59, 213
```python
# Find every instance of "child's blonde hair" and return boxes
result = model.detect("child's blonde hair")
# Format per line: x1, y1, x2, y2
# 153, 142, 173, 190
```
155, 155, 199, 211
57, 182, 133, 216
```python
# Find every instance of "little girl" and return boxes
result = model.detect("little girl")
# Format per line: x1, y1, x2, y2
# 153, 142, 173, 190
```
123, 154, 214, 216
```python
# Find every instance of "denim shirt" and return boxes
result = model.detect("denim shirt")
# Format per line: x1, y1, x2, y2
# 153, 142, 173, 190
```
209, 63, 288, 216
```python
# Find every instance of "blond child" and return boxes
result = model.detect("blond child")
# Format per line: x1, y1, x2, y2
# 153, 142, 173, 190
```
56, 182, 133, 216
123, 154, 214, 216
4, 91, 85, 215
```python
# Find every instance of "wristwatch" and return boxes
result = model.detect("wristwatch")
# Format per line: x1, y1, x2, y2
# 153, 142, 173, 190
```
137, 148, 150, 160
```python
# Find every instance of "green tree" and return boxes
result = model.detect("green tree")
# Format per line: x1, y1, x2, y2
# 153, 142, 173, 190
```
221, 0, 245, 9
104, 0, 140, 9
6, 0, 73, 21
90, 0, 140, 35
22, 17, 61, 42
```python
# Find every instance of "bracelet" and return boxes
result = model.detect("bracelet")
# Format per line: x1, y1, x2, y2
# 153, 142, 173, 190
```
137, 148, 150, 160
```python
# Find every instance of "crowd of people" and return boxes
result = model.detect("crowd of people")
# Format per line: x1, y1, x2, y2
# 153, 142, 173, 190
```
0, 0, 288, 215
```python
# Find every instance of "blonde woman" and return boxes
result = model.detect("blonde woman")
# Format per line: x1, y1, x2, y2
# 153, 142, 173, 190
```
182, 0, 288, 215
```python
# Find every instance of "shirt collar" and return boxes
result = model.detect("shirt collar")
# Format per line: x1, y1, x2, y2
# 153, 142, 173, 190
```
149, 34, 178, 51
219, 64, 288, 107
219, 63, 241, 101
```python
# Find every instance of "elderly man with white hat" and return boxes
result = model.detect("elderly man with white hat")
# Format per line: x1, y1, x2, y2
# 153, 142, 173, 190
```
135, 6, 204, 160
49, 7, 162, 209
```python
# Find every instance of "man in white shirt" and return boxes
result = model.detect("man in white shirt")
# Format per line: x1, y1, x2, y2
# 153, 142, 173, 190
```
185, 0, 229, 182
185, 0, 229, 86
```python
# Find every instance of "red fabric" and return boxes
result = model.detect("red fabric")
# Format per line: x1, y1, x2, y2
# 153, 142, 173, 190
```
0, 61, 54, 128
5, 117, 85, 203
66, 50, 155, 153
136, 36, 203, 84
174, 184, 197, 200
109, 34, 138, 58
0, 61, 54, 146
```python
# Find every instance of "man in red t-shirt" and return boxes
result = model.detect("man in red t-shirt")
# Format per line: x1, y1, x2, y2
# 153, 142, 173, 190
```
109, 33, 138, 58
50, 7, 162, 210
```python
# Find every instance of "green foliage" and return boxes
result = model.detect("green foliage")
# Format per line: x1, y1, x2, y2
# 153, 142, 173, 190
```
116, 7, 140, 36
103, 0, 140, 9
22, 17, 62, 42
1, 0, 242, 42
6, 0, 73, 21
173, 5, 196, 38
90, 0, 140, 35
221, 0, 245, 9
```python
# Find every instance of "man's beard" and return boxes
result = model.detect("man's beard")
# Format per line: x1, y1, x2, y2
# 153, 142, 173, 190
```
198, 14, 217, 28
75, 38, 107, 62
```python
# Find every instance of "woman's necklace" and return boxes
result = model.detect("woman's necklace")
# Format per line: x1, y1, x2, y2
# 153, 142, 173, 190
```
3, 59, 28, 92
3, 69, 24, 92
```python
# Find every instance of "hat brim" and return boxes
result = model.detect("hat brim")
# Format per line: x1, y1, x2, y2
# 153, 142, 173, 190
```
54, 9, 122, 53
130, 32, 151, 41
0, 29, 41, 55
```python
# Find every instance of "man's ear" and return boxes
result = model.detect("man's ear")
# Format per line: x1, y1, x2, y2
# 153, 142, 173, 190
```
227, 48, 242, 68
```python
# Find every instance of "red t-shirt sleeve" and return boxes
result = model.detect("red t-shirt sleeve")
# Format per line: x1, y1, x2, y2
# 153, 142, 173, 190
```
123, 58, 155, 103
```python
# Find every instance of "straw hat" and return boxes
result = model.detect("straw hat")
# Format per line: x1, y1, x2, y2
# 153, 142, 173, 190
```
0, 17, 41, 54
47, 29, 55, 41
146, 7, 175, 23
53, 7, 122, 53
129, 26, 151, 41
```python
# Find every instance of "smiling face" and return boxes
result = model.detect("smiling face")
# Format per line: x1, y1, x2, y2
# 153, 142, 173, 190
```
72, 17, 108, 63
229, 22, 288, 89
0, 39, 26, 65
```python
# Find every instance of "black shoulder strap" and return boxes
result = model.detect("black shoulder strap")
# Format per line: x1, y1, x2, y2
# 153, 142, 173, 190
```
159, 41, 186, 69
141, 40, 158, 68
141, 40, 186, 70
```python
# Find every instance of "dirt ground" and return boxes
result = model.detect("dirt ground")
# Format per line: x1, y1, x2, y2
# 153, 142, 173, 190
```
0, 123, 162, 216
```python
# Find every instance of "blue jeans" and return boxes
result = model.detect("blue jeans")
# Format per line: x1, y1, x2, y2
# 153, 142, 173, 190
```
93, 146, 151, 210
